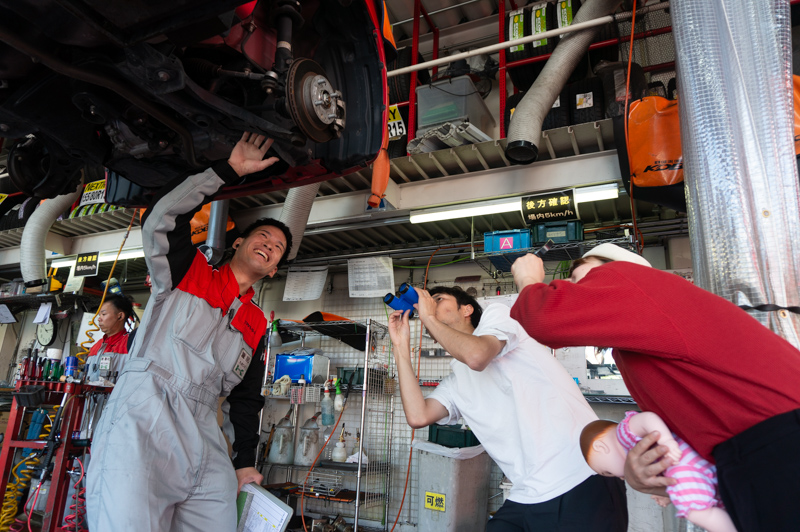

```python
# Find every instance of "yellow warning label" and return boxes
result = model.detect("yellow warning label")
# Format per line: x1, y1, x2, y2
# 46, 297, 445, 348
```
424, 491, 446, 512
0, 194, 7, 205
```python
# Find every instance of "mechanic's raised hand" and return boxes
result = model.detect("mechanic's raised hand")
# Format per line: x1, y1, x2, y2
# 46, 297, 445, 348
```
623, 431, 677, 496
388, 310, 411, 355
414, 288, 437, 324
511, 254, 546, 290
235, 466, 264, 494
228, 132, 280, 177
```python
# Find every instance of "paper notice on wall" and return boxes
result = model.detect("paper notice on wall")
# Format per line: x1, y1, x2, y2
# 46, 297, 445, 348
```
283, 266, 329, 301
347, 257, 394, 297
34, 302, 52, 324
0, 305, 16, 324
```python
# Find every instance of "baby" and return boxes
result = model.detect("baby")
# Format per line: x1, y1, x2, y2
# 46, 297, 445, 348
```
580, 411, 735, 532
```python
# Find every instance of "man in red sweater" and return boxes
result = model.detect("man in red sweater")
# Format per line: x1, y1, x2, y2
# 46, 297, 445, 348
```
509, 243, 800, 532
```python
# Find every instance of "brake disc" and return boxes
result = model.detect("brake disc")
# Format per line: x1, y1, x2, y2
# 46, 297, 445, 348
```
285, 58, 345, 143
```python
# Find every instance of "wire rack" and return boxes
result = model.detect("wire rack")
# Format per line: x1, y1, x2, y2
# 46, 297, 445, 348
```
301, 469, 344, 497
264, 319, 395, 531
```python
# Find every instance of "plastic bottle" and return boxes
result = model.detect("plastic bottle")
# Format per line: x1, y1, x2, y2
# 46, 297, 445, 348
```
333, 378, 344, 412
320, 382, 335, 426
332, 428, 347, 462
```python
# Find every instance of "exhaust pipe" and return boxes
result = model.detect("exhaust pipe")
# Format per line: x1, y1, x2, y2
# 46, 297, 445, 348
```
505, 0, 623, 164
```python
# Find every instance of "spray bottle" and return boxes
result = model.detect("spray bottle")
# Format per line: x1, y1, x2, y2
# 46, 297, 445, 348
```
333, 378, 344, 412
321, 381, 335, 426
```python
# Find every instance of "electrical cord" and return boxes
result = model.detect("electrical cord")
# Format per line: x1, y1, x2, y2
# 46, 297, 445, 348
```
390, 245, 440, 532
300, 372, 355, 531
62, 457, 87, 532
622, 0, 644, 253
300, 403, 347, 532
76, 209, 139, 364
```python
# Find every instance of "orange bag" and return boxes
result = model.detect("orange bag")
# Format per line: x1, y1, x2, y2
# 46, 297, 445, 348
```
139, 204, 235, 244
627, 97, 683, 188
614, 96, 686, 212
190, 203, 235, 244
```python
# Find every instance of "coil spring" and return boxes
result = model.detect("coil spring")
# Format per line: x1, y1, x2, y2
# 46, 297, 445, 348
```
0, 406, 56, 531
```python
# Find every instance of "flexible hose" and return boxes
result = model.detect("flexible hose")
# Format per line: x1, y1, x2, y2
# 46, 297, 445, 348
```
300, 402, 347, 532
0, 407, 56, 531
389, 246, 440, 531
76, 210, 139, 364
62, 457, 87, 532
622, 0, 643, 253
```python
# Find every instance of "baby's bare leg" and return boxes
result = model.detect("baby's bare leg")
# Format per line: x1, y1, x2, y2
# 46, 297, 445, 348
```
686, 507, 737, 532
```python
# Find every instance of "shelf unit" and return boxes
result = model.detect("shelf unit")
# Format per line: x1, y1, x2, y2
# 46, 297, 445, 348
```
262, 319, 395, 531
474, 235, 637, 274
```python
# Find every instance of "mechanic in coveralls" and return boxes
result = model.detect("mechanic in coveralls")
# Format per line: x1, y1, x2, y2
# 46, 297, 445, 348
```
87, 133, 291, 531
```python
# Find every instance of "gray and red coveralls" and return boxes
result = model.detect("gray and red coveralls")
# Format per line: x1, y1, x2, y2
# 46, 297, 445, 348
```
87, 162, 267, 531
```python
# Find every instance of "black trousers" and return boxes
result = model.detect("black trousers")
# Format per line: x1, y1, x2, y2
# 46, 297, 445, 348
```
485, 475, 628, 532
713, 408, 800, 532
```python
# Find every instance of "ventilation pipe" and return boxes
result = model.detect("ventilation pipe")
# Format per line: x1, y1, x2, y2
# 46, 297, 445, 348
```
505, 0, 624, 164
279, 183, 321, 261
202, 199, 230, 265
672, 0, 800, 347
20, 183, 82, 289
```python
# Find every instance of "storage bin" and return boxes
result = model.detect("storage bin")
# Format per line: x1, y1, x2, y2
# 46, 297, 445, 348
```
483, 229, 532, 253
336, 366, 365, 386
417, 444, 491, 532
13, 385, 45, 407
274, 352, 330, 384
428, 424, 481, 448
532, 221, 584, 244
415, 76, 495, 137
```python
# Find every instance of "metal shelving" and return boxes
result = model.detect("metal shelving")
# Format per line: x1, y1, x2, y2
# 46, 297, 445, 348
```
475, 235, 637, 274
263, 319, 395, 531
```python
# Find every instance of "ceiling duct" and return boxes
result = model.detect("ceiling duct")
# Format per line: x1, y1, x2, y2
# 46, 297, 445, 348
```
505, 0, 623, 164
20, 183, 82, 288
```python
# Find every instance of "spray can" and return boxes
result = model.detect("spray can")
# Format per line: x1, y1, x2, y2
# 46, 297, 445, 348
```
64, 356, 78, 378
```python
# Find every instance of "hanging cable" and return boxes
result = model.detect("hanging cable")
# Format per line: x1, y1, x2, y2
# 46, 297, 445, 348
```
76, 209, 139, 364
300, 401, 348, 532
62, 456, 87, 532
622, 0, 644, 253
390, 245, 442, 531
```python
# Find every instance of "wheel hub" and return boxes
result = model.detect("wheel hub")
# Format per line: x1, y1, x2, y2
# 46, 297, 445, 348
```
285, 58, 345, 143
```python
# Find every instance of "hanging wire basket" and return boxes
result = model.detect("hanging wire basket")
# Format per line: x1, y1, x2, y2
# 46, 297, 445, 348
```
301, 470, 343, 497
289, 385, 305, 404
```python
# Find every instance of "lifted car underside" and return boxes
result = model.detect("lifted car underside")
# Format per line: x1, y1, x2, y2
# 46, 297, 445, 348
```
0, 0, 389, 203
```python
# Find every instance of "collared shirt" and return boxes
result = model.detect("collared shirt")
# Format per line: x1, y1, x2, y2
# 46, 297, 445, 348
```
88, 329, 129, 358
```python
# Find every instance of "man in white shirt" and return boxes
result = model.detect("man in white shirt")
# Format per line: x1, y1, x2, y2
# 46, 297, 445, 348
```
388, 286, 627, 531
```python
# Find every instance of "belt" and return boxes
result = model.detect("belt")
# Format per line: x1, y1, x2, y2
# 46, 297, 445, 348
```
121, 357, 219, 410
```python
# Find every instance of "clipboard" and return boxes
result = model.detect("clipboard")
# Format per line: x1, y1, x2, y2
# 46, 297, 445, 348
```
236, 482, 293, 532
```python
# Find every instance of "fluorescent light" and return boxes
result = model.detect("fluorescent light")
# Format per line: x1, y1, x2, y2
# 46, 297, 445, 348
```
410, 199, 521, 224
50, 258, 76, 268
99, 248, 145, 262
573, 183, 619, 204
49, 248, 145, 268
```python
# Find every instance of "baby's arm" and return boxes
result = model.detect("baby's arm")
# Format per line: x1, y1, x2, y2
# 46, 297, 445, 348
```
627, 412, 681, 463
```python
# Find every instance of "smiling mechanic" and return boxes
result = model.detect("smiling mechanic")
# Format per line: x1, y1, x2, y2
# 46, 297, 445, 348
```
87, 133, 293, 531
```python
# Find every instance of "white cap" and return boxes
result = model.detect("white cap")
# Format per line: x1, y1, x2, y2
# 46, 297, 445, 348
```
582, 243, 652, 268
